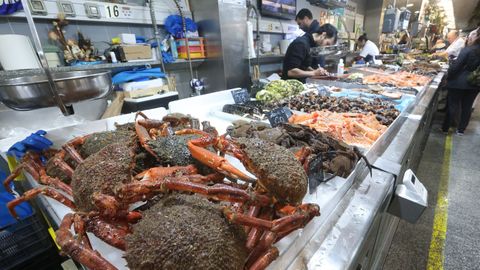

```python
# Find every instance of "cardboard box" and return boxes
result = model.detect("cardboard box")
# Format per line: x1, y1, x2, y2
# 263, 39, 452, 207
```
124, 86, 171, 99
119, 44, 152, 61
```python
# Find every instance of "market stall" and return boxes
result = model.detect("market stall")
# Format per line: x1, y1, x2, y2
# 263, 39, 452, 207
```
2, 0, 473, 268
0, 66, 441, 269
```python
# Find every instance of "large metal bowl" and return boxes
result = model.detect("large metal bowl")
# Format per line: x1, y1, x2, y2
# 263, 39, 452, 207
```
0, 70, 112, 110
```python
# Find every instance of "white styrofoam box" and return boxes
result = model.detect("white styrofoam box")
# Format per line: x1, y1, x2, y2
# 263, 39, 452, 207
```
120, 33, 136, 44
120, 78, 165, 91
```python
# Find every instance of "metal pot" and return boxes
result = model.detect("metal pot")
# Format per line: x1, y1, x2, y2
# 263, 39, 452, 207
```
0, 70, 112, 111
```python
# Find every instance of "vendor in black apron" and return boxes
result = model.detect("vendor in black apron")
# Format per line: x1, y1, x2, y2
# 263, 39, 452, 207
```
282, 23, 338, 83
295, 9, 326, 68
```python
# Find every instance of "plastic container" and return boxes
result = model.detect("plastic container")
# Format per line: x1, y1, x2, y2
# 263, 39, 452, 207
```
170, 36, 178, 59
178, 52, 205, 59
178, 46, 204, 53
176, 37, 206, 59
337, 59, 345, 76
0, 211, 52, 270
176, 38, 204, 47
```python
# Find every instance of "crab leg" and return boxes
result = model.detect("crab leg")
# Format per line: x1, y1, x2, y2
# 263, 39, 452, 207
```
223, 204, 320, 232
245, 206, 261, 234
246, 231, 277, 269
246, 208, 273, 250
74, 214, 93, 250
3, 162, 37, 193
50, 150, 75, 179
114, 178, 272, 206
92, 193, 142, 223
8, 187, 76, 219
56, 214, 117, 270
38, 171, 73, 196
63, 135, 90, 164
249, 247, 279, 270
4, 153, 73, 196
176, 129, 256, 182
86, 216, 129, 251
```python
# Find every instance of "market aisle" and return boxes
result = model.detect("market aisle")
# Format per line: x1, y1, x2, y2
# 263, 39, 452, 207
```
383, 107, 480, 270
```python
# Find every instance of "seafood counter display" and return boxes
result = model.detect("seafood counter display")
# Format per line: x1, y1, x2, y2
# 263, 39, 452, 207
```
222, 92, 402, 125
275, 92, 400, 126
229, 121, 365, 178
2, 111, 320, 270
0, 69, 443, 270
289, 111, 387, 149
362, 71, 432, 88
256, 79, 305, 103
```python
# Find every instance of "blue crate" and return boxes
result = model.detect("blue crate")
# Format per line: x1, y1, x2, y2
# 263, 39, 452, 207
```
0, 211, 52, 270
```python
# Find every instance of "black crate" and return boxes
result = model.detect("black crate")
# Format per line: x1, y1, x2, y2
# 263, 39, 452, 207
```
0, 212, 53, 270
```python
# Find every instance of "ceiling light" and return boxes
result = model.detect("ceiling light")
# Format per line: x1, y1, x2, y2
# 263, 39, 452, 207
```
406, 3, 414, 7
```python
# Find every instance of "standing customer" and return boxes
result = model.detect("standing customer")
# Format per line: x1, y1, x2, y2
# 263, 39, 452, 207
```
442, 28, 480, 135
434, 30, 465, 59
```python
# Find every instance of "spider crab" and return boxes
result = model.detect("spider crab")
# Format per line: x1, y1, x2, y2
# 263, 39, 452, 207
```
82, 127, 321, 269
5, 117, 320, 270
4, 139, 204, 270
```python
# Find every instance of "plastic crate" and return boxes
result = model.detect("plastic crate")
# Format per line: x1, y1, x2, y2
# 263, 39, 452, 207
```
176, 37, 204, 47
178, 46, 204, 53
178, 52, 206, 59
0, 212, 52, 270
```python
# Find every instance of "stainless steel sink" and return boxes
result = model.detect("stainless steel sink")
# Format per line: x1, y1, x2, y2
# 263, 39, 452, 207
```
0, 70, 112, 110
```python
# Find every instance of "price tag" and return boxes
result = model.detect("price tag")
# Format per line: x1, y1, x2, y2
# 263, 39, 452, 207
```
267, 107, 293, 127
231, 89, 250, 104
308, 154, 324, 194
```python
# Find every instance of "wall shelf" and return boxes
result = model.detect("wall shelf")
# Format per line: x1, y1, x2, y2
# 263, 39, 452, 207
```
0, 59, 205, 80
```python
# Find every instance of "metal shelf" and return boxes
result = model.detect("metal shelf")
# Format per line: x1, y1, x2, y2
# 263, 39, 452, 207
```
0, 59, 205, 79
247, 55, 284, 65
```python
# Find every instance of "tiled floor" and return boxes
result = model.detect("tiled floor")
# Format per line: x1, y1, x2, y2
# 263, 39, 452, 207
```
383, 106, 480, 269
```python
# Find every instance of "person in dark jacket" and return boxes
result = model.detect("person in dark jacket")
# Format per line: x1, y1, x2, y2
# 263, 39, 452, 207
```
442, 28, 480, 135
295, 9, 325, 67
295, 9, 320, 34
282, 23, 338, 83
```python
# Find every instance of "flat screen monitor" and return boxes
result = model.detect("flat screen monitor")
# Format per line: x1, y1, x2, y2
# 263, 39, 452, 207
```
259, 0, 297, 20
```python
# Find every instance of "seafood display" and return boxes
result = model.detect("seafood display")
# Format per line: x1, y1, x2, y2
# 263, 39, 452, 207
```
4, 113, 319, 270
125, 194, 248, 270
229, 121, 363, 178
222, 92, 400, 126
256, 79, 305, 103
289, 111, 388, 148
222, 101, 269, 121
362, 71, 432, 88
402, 61, 443, 76
273, 92, 400, 126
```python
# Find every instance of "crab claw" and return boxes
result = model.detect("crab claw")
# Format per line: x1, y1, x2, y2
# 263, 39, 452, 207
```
187, 142, 255, 183
135, 165, 199, 181
63, 135, 89, 164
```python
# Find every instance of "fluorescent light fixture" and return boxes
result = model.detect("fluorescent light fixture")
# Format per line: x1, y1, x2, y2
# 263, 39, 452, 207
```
406, 3, 414, 7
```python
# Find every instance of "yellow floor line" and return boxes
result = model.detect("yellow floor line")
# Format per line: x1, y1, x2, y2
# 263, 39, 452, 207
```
426, 133, 453, 270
